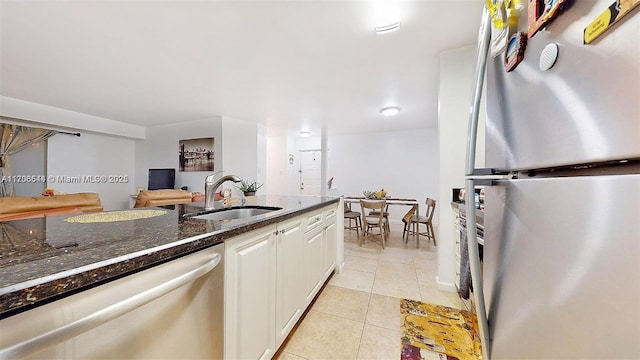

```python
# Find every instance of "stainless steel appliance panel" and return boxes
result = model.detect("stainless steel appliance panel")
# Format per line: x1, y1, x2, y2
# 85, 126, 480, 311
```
485, 0, 640, 171
483, 174, 640, 359
0, 243, 225, 359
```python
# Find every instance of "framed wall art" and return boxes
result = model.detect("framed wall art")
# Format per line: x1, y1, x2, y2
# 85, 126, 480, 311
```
179, 137, 215, 172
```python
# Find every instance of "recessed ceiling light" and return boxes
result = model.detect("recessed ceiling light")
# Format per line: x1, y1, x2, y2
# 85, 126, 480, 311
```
375, 22, 401, 34
379, 106, 401, 117
299, 131, 311, 137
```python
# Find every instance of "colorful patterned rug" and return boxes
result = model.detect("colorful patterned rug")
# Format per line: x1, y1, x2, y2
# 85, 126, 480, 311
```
400, 299, 482, 360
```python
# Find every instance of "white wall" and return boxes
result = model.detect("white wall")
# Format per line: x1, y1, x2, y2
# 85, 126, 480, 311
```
266, 129, 439, 220
1, 96, 145, 139
3, 100, 268, 206
47, 132, 136, 210
221, 116, 260, 197
266, 134, 289, 196
326, 128, 439, 222
10, 140, 46, 197
134, 115, 261, 198
135, 117, 223, 194
256, 124, 267, 194
1, 103, 138, 210
437, 45, 486, 291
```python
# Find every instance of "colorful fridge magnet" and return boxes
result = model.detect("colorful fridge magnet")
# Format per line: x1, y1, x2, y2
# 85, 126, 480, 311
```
487, 0, 509, 57
486, 0, 507, 30
584, 0, 640, 44
505, 32, 527, 72
488, 1, 508, 57
507, 0, 525, 30
527, 0, 572, 38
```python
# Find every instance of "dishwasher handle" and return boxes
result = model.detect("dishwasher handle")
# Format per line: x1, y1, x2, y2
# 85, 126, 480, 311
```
0, 253, 221, 360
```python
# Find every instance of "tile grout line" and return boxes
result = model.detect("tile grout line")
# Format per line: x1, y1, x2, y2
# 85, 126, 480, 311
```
287, 224, 431, 359
413, 256, 425, 302
355, 242, 380, 360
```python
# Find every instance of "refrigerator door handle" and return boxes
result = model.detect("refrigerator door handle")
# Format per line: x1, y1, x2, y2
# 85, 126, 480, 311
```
470, 168, 511, 176
466, 174, 515, 187
465, 5, 491, 360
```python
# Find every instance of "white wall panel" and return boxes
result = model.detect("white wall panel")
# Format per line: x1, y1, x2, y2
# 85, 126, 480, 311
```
10, 140, 46, 197
47, 132, 135, 210
221, 116, 258, 198
437, 45, 485, 291
266, 135, 288, 196
326, 128, 438, 222
1, 96, 145, 139
135, 117, 223, 194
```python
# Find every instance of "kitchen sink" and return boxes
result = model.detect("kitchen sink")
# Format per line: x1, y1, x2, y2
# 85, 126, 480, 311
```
185, 206, 283, 222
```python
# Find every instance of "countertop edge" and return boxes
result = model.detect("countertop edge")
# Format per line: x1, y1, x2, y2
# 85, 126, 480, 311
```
0, 197, 340, 319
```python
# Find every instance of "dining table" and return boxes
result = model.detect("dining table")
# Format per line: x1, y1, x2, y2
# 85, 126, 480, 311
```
343, 196, 421, 244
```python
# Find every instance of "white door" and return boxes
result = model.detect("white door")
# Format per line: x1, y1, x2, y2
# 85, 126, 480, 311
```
299, 151, 321, 196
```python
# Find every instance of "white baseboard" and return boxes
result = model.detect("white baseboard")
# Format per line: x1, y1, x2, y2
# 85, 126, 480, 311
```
436, 276, 457, 293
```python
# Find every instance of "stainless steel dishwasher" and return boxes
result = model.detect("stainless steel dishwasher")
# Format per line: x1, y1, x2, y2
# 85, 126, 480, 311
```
0, 242, 224, 359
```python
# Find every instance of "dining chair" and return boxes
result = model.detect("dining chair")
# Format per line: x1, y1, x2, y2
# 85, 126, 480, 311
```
343, 202, 362, 239
407, 198, 437, 248
368, 202, 390, 233
359, 199, 388, 249
401, 205, 418, 240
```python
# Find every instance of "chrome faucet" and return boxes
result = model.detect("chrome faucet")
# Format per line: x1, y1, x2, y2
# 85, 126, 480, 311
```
204, 173, 242, 209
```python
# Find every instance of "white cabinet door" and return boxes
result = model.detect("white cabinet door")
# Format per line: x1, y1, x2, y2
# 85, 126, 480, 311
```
305, 228, 325, 304
324, 220, 337, 276
275, 217, 304, 347
224, 202, 341, 359
225, 225, 277, 360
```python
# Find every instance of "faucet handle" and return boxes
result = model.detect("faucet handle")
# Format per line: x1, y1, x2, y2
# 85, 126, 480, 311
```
205, 171, 225, 183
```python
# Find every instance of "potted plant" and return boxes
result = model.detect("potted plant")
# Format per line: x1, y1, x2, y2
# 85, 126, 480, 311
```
236, 180, 263, 196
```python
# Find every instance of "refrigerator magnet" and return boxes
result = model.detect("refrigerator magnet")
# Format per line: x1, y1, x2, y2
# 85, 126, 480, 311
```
584, 0, 640, 44
527, 0, 572, 38
487, 0, 509, 57
505, 32, 527, 72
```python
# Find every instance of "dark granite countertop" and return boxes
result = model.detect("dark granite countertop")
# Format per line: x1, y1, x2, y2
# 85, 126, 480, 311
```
0, 195, 339, 319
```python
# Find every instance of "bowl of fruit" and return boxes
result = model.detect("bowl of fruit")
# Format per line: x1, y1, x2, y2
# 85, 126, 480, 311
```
363, 189, 387, 199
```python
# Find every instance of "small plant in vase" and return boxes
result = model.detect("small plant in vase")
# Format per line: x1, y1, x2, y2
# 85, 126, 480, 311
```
236, 180, 263, 196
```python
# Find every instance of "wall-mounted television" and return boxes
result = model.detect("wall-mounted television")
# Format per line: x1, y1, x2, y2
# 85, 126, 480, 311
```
148, 168, 175, 190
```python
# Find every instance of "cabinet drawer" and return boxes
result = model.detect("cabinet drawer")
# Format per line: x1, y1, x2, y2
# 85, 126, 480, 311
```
305, 210, 324, 233
324, 206, 337, 222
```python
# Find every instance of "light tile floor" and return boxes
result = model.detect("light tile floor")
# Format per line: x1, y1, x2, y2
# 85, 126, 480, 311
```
277, 222, 462, 360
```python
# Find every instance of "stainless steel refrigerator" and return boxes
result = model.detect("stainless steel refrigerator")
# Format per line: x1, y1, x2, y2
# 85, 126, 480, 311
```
465, 0, 640, 358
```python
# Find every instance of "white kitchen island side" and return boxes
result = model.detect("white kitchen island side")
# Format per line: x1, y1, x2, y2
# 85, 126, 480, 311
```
224, 202, 339, 360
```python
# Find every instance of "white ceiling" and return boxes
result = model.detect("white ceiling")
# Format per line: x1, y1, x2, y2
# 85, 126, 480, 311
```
0, 1, 484, 136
